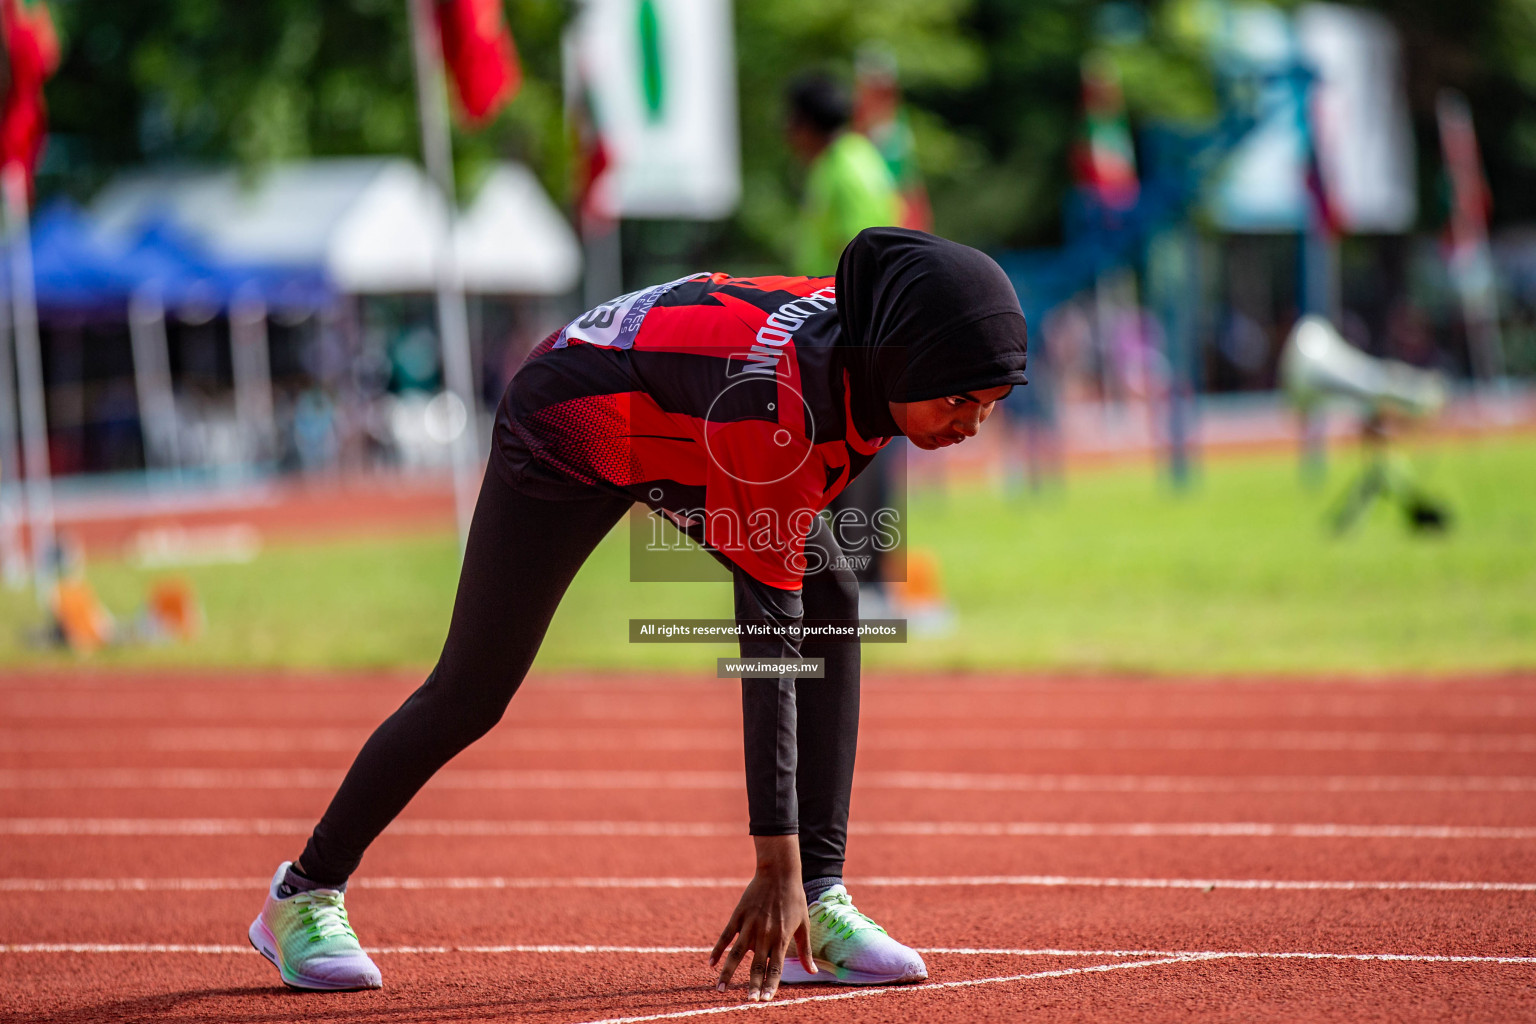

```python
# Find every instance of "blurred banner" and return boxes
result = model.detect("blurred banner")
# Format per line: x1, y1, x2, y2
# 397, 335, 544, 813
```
1438, 89, 1506, 383
1207, 1, 1414, 234
1295, 3, 1415, 233
1205, 2, 1305, 231
564, 0, 740, 220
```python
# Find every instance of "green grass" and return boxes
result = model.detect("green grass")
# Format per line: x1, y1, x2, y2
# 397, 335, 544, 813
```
3, 435, 1534, 676
899, 436, 1536, 674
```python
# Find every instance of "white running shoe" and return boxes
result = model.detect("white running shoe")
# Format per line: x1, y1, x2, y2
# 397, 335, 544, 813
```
780, 885, 928, 985
248, 862, 383, 991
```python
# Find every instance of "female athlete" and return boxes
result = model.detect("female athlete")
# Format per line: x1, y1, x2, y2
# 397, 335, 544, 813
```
248, 227, 1028, 1002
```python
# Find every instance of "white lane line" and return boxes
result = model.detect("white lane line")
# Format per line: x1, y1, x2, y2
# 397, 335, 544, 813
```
917, 948, 1536, 963
0, 819, 732, 837
0, 769, 755, 789
0, 729, 735, 753
854, 875, 1536, 893
569, 957, 1221, 1024
1, 878, 268, 891
3, 944, 1534, 964
0, 943, 258, 953
565, 948, 1536, 1024
5, 818, 1536, 840
869, 730, 1536, 754
5, 727, 1535, 753
6, 874, 1536, 893
866, 772, 1536, 793
859, 822, 1536, 839
7, 768, 1536, 793
0, 943, 717, 954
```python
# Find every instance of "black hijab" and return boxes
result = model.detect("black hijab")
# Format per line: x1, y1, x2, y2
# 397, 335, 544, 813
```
834, 227, 1029, 441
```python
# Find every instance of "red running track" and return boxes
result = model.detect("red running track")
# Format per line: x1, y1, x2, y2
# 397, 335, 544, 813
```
2, 670, 1535, 1023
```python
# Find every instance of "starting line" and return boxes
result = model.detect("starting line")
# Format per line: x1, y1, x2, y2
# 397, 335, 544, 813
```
564, 944, 1536, 1024
8, 944, 1526, 1024
2, 942, 1531, 964
4, 941, 1532, 1023
6, 873, 1536, 893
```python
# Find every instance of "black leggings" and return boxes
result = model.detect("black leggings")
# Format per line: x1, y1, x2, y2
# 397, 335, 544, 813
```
298, 464, 860, 885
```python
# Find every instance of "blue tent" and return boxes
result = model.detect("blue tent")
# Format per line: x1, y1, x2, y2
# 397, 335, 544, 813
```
121, 218, 332, 312
23, 203, 142, 312
7, 200, 333, 315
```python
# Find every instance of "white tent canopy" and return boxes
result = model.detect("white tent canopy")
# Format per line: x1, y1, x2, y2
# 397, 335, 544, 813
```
457, 163, 584, 294
91, 157, 581, 296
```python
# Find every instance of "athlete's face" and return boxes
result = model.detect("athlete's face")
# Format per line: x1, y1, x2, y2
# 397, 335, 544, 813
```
888, 385, 1013, 450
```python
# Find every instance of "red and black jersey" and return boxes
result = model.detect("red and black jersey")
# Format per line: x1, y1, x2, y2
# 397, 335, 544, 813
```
490, 273, 892, 836
492, 272, 891, 589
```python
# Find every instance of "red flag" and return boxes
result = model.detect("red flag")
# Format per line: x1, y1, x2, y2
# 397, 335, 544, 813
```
1072, 54, 1139, 212
436, 0, 521, 125
0, 0, 59, 193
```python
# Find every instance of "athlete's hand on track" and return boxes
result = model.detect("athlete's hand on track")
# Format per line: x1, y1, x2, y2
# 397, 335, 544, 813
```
709, 834, 816, 1001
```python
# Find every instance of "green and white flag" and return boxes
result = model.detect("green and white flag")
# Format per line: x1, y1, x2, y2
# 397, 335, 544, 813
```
565, 0, 740, 220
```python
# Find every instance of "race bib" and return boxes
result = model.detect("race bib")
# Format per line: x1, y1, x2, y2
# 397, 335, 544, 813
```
556, 273, 708, 350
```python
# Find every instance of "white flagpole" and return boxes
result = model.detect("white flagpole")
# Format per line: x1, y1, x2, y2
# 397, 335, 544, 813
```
128, 286, 182, 474
407, 0, 480, 553
0, 262, 26, 587
230, 284, 277, 464
3, 160, 54, 603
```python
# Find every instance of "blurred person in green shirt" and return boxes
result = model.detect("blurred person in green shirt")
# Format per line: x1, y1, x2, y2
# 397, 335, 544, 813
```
853, 47, 932, 232
784, 72, 900, 276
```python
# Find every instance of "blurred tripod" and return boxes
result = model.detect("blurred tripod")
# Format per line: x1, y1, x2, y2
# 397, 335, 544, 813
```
1329, 411, 1450, 534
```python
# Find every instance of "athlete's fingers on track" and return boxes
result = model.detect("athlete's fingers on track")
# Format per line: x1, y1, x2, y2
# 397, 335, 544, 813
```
793, 914, 817, 974
747, 948, 768, 1001
748, 923, 786, 1001
761, 940, 787, 1001
716, 929, 754, 993
709, 907, 744, 968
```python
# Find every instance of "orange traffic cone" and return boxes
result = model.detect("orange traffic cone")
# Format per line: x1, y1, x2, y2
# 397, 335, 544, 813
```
887, 548, 956, 637
50, 578, 116, 654
142, 577, 203, 642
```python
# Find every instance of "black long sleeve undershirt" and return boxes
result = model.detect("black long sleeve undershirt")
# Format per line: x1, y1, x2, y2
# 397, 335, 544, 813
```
733, 568, 805, 835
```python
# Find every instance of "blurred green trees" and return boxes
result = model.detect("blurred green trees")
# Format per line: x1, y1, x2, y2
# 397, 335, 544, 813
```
44, 0, 570, 202
36, 0, 1536, 267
